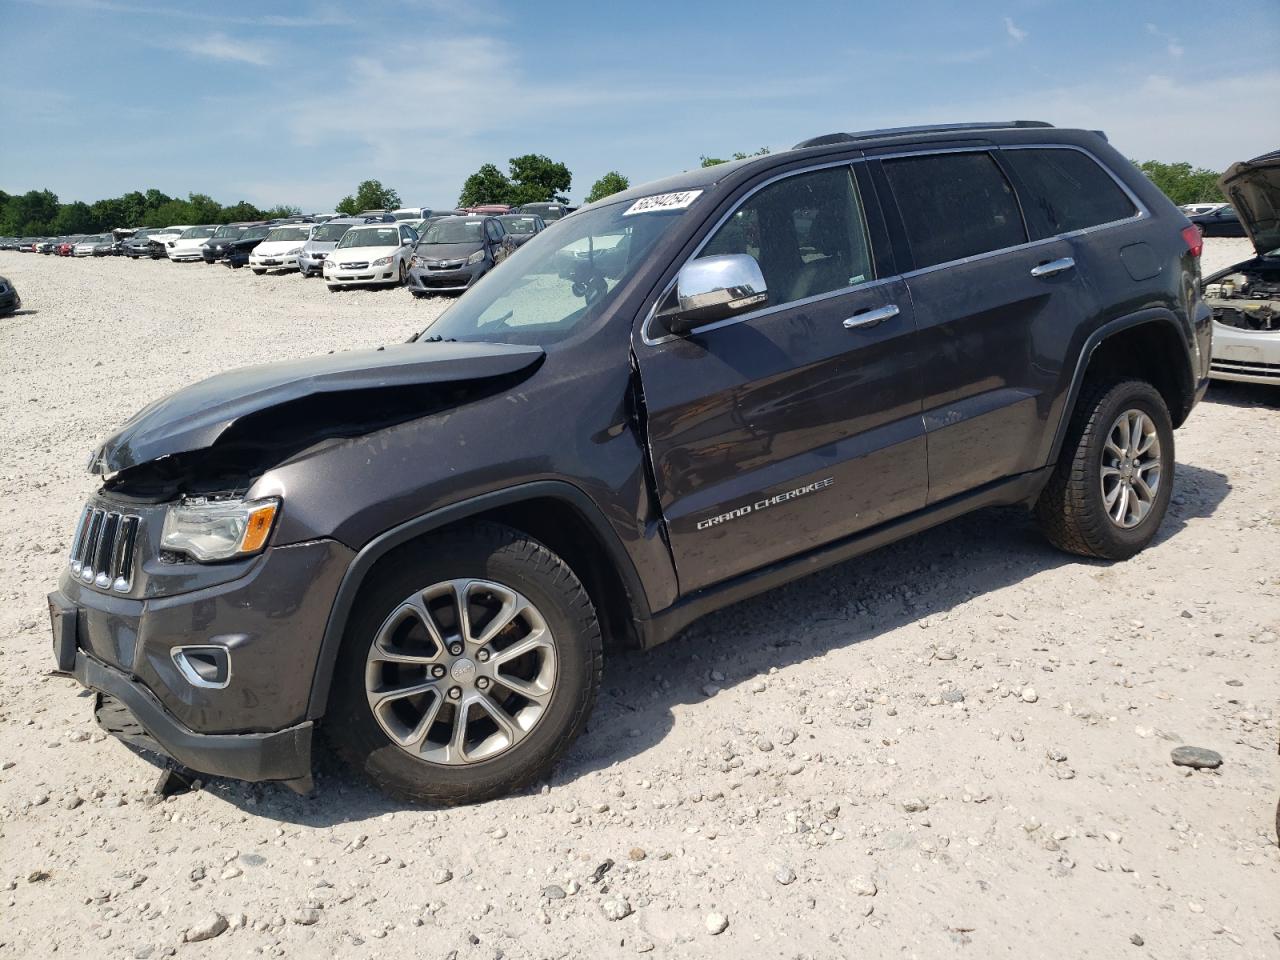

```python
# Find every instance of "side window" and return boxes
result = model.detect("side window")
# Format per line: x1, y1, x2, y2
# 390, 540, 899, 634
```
1002, 148, 1136, 238
486, 221, 502, 242
881, 152, 1026, 269
699, 165, 875, 308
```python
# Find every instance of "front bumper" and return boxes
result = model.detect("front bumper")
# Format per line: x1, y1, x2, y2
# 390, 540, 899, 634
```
298, 252, 329, 274
250, 253, 299, 271
407, 261, 485, 294
50, 537, 354, 784
323, 261, 399, 286
1209, 323, 1280, 385
70, 647, 314, 785
0, 288, 19, 313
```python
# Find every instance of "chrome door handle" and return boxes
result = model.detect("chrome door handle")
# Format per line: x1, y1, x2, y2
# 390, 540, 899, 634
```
1030, 257, 1075, 278
843, 304, 900, 329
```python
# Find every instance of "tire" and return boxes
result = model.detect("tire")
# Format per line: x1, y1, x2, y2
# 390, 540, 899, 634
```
326, 284, 338, 292
327, 523, 602, 805
1035, 379, 1174, 560
252, 268, 266, 276
398, 260, 408, 285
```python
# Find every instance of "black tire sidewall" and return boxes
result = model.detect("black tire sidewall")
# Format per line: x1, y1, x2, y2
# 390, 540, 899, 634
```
327, 525, 600, 804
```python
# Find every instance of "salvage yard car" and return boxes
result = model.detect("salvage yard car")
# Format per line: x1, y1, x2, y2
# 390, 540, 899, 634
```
166, 225, 217, 262
222, 223, 272, 269
201, 222, 255, 263
73, 234, 115, 257
1205, 149, 1280, 386
407, 215, 514, 296
50, 121, 1211, 805
249, 224, 311, 274
0, 274, 20, 315
322, 222, 418, 290
1189, 204, 1246, 238
298, 218, 359, 278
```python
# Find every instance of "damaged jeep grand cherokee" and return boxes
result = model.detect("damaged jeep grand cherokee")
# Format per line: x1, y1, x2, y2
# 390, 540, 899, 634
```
50, 122, 1211, 804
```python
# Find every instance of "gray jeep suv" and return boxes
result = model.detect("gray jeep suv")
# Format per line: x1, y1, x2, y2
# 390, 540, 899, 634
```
50, 121, 1211, 804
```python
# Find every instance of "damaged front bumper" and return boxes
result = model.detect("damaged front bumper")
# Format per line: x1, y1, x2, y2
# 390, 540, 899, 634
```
49, 533, 355, 789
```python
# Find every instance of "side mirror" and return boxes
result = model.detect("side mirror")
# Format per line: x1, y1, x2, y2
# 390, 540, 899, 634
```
657, 254, 768, 336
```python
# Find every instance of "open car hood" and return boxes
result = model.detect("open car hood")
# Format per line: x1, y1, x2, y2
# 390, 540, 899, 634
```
89, 341, 544, 475
1220, 150, 1280, 255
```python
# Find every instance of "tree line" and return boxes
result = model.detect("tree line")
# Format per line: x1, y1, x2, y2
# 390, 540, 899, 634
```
0, 188, 301, 237
0, 155, 1227, 237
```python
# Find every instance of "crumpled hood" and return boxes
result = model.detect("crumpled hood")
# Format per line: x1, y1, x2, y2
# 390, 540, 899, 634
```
1220, 150, 1280, 255
89, 340, 544, 475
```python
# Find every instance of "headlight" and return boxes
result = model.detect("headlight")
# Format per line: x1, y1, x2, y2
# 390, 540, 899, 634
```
411, 255, 426, 268
323, 259, 334, 270
465, 249, 485, 265
287, 247, 302, 255
160, 497, 279, 562
372, 256, 393, 267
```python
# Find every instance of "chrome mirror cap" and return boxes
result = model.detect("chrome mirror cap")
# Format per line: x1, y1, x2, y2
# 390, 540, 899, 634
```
661, 254, 768, 335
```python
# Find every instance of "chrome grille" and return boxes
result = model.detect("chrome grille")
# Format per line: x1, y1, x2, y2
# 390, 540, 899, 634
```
69, 505, 140, 592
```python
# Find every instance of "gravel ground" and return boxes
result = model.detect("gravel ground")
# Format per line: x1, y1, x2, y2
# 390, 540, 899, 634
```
0, 242, 1276, 959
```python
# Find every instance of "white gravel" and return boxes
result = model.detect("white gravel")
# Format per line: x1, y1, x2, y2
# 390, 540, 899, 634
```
0, 247, 1277, 959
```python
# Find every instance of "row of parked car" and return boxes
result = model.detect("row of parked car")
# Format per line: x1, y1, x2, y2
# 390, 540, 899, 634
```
0, 201, 578, 296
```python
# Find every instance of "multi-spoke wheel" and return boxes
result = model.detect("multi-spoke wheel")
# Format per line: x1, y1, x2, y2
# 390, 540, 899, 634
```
328, 523, 601, 805
365, 579, 558, 766
1100, 409, 1162, 529
1036, 379, 1174, 560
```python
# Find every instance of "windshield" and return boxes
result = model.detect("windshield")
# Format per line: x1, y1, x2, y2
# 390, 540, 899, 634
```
418, 200, 684, 346
422, 219, 484, 244
266, 226, 310, 242
132, 229, 158, 239
242, 227, 270, 241
310, 222, 352, 242
524, 204, 565, 220
501, 217, 539, 235
337, 226, 400, 248
212, 224, 246, 239
180, 226, 216, 239
393, 211, 421, 220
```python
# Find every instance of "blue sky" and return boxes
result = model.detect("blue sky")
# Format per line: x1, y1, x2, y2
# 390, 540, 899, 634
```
2, 0, 1277, 211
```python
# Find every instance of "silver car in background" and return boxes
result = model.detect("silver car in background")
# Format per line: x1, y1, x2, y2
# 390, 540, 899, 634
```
298, 218, 363, 278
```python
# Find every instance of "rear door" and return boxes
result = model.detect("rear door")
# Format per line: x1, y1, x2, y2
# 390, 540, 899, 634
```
635, 162, 927, 593
873, 149, 1095, 502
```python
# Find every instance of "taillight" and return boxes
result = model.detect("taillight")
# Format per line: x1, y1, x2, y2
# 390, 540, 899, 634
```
1181, 224, 1203, 259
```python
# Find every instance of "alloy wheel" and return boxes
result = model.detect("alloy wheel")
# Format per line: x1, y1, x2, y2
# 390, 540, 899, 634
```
1100, 408, 1162, 529
364, 578, 557, 765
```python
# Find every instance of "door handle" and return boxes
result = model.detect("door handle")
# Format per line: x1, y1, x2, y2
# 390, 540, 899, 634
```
843, 304, 900, 329
1030, 257, 1075, 278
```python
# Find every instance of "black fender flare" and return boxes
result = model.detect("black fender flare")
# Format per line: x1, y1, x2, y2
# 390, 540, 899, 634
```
1047, 306, 1196, 464
305, 480, 650, 719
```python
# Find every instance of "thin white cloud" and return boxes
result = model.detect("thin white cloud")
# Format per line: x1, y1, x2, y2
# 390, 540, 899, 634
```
181, 32, 271, 66
1003, 16, 1027, 43
1145, 23, 1184, 58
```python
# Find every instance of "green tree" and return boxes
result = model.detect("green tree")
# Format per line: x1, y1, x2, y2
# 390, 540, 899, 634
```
0, 189, 60, 234
458, 163, 514, 207
700, 147, 771, 168
506, 154, 572, 206
52, 201, 95, 234
187, 193, 223, 223
585, 171, 630, 204
222, 200, 266, 222
336, 179, 401, 214
1133, 160, 1225, 205
261, 204, 303, 219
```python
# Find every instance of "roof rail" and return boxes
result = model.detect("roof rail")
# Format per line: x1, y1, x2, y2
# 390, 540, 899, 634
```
792, 121, 1054, 150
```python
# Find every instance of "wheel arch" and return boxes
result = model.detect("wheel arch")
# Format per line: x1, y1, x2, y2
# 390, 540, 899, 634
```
1050, 308, 1196, 464
306, 481, 650, 720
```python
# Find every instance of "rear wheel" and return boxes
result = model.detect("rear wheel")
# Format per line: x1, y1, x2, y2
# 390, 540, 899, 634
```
1035, 379, 1174, 560
326, 523, 602, 805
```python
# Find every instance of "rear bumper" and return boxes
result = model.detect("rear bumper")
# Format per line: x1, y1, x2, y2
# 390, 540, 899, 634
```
73, 649, 313, 784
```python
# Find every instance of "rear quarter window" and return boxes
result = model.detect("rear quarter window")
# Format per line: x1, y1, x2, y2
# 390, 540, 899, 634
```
1002, 148, 1137, 238
881, 151, 1026, 270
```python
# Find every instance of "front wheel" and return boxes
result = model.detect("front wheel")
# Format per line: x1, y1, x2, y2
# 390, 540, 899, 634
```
326, 523, 602, 805
326, 284, 339, 292
1035, 379, 1174, 560
252, 268, 266, 276
398, 260, 408, 285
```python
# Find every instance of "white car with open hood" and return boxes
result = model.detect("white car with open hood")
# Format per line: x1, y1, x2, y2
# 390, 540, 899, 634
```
1205, 150, 1280, 386
322, 222, 419, 290
248, 225, 312, 274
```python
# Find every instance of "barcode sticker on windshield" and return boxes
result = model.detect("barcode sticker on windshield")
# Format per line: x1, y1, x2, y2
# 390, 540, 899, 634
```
623, 190, 703, 216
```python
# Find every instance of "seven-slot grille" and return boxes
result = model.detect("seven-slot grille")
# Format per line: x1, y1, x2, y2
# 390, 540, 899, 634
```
69, 505, 140, 593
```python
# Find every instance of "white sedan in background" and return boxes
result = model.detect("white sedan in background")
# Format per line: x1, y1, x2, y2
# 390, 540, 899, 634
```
248, 224, 312, 274
166, 225, 217, 262
323, 222, 418, 290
